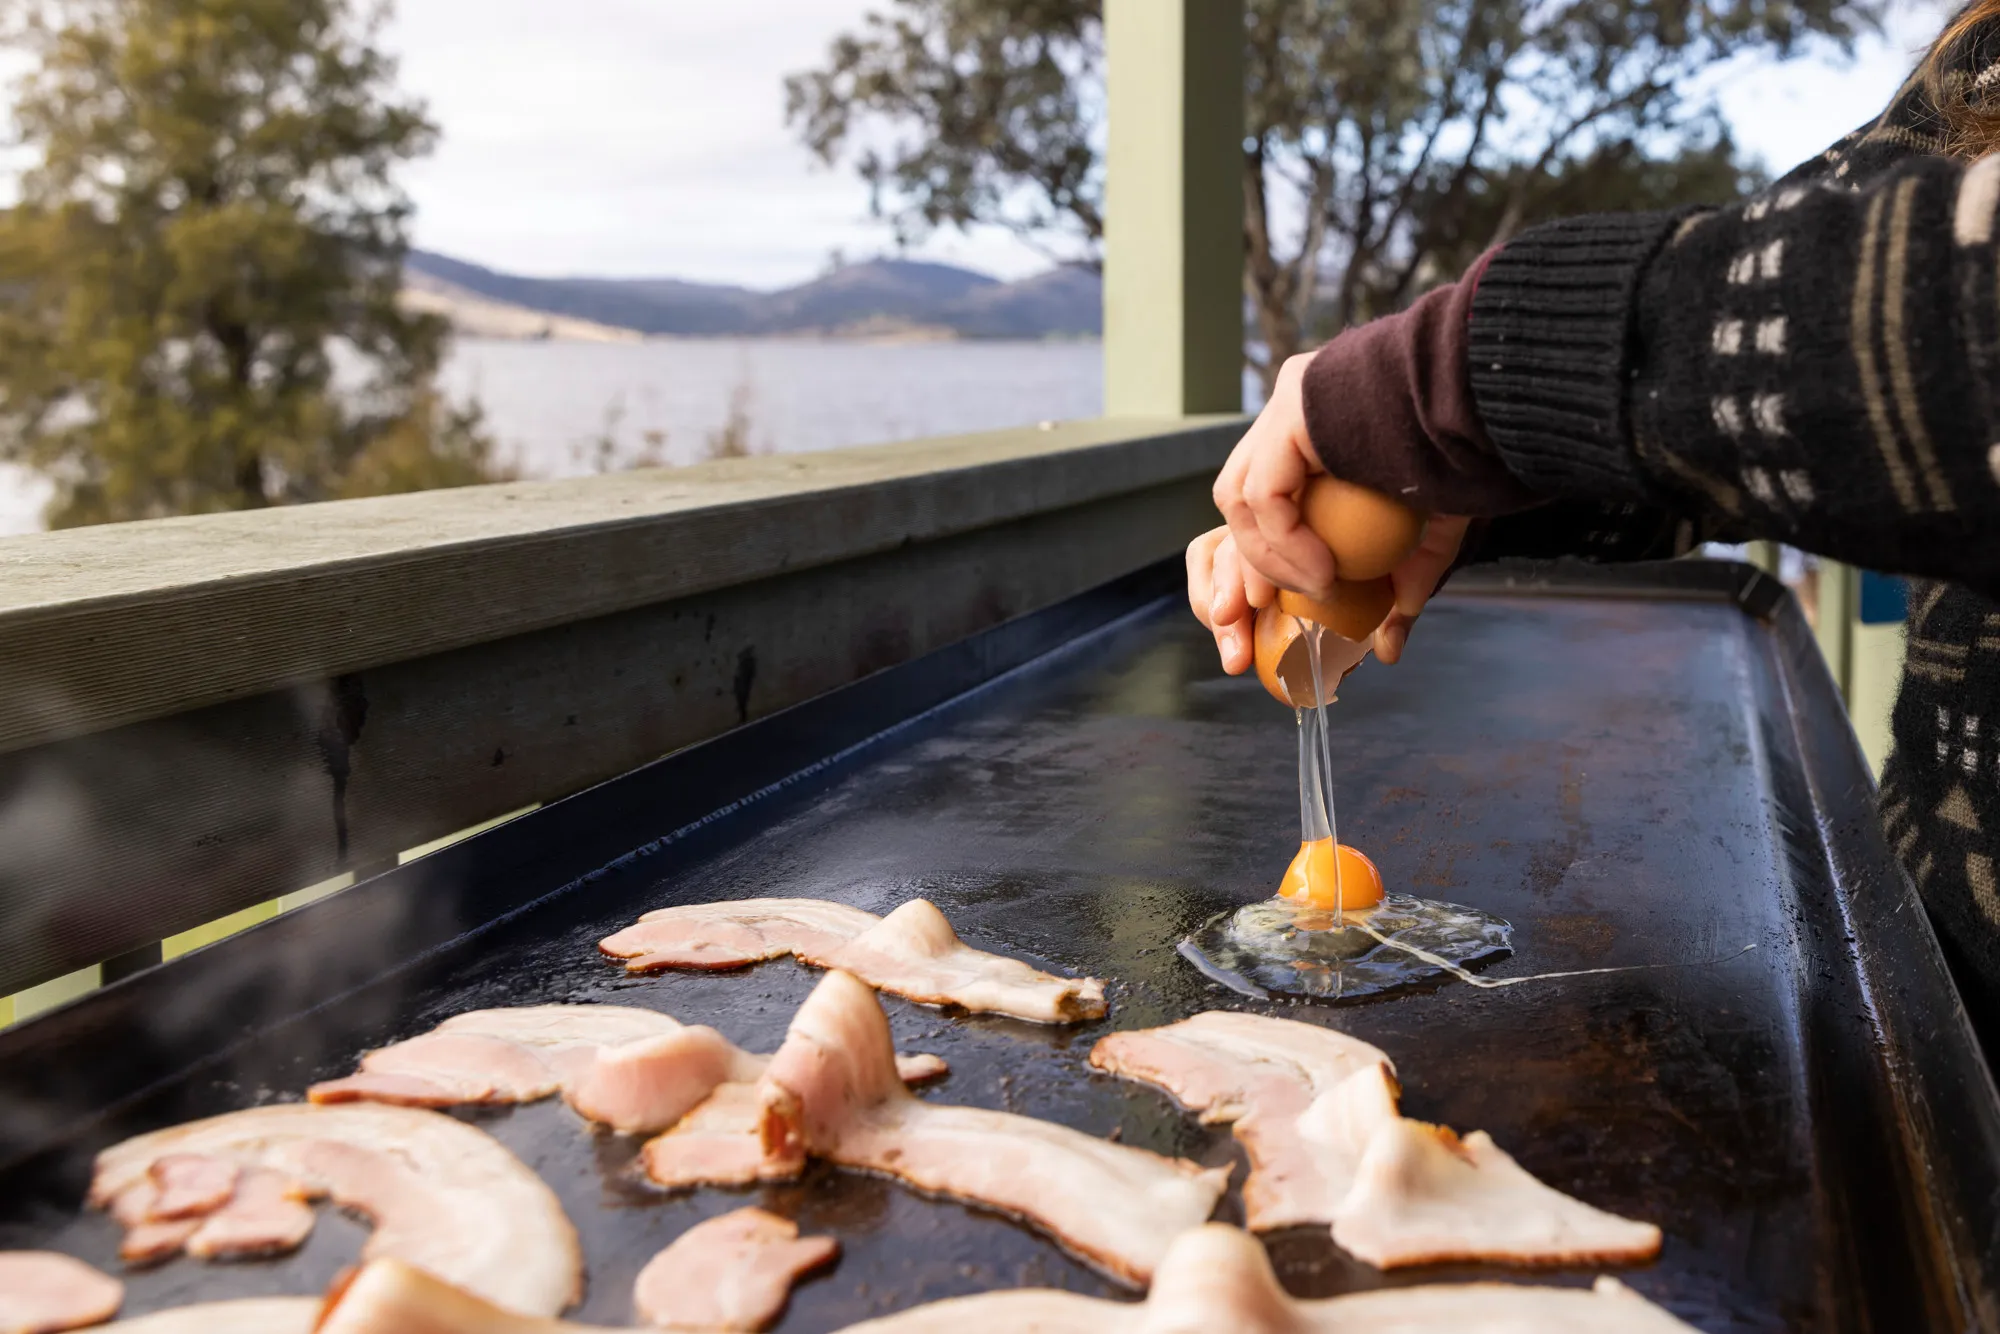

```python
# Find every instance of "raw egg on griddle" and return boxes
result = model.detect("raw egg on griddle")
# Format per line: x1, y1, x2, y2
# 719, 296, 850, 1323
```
1178, 480, 1513, 1002
1179, 852, 1514, 1003
1280, 839, 1384, 910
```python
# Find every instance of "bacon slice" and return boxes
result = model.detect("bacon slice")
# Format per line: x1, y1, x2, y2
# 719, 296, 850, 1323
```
101, 1298, 319, 1333
435, 1003, 687, 1049
827, 1224, 1700, 1333
432, 1004, 693, 1088
824, 901, 1107, 1022
105, 1181, 200, 1266
1333, 1119, 1663, 1268
834, 1291, 1103, 1332
599, 898, 881, 971
143, 1155, 239, 1220
114, 1222, 197, 1269
338, 1032, 561, 1106
600, 898, 1106, 1023
642, 1081, 783, 1188
1315, 1279, 1699, 1332
564, 1026, 765, 1135
641, 970, 1227, 1284
307, 1004, 683, 1107
1088, 1012, 1395, 1230
632, 1208, 837, 1330
182, 1169, 317, 1259
307, 1004, 946, 1134
891, 1052, 949, 1083
314, 1259, 613, 1334
90, 1102, 580, 1317
0, 1251, 123, 1333
305, 1226, 1697, 1334
1090, 1011, 1660, 1270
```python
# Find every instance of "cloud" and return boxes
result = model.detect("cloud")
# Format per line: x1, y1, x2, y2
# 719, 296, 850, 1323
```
5, 2, 1960, 287
390, 2, 1951, 288
385, 0, 1054, 286
1709, 4, 1952, 176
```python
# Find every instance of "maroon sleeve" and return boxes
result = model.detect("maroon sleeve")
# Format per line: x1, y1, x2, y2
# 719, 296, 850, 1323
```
1299, 248, 1543, 516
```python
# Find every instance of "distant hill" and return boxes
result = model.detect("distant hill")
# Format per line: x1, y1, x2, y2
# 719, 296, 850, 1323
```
401, 270, 643, 343
405, 251, 1101, 340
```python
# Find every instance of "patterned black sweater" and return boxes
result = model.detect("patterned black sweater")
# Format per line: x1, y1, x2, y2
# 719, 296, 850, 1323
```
1466, 19, 2000, 1036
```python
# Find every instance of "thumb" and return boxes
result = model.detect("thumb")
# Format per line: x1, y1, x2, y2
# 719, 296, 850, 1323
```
1374, 516, 1470, 664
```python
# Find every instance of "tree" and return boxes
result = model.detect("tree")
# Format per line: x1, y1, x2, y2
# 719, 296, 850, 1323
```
787, 0, 1877, 394
0, 0, 509, 529
786, 0, 1102, 268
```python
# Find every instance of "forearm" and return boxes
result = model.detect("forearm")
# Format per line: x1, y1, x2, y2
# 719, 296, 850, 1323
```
1471, 157, 2000, 600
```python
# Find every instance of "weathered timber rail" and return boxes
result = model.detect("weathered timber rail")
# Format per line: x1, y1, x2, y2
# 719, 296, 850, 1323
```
0, 417, 1238, 997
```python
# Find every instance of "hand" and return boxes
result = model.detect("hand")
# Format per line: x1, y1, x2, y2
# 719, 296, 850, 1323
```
1185, 526, 1271, 676
1211, 354, 1335, 601
1188, 516, 1470, 672
1205, 352, 1475, 669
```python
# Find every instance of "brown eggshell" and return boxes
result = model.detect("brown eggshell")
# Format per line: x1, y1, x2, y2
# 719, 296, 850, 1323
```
1301, 476, 1426, 582
1275, 579, 1396, 643
1252, 594, 1384, 707
1254, 606, 1313, 706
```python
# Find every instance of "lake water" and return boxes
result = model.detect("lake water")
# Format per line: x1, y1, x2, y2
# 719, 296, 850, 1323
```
0, 337, 1139, 535
0, 337, 1268, 535
440, 336, 1111, 475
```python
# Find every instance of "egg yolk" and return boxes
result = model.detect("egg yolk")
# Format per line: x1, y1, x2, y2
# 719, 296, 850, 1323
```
1278, 839, 1384, 912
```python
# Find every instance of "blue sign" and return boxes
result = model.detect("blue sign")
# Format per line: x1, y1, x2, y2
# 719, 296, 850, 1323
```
1858, 571, 1908, 625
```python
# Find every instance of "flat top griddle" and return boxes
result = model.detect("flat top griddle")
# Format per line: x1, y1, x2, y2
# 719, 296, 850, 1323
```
2, 560, 1995, 1333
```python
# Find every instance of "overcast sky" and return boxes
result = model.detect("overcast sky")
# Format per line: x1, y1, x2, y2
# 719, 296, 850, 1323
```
0, 2, 1958, 289
384, 0, 981, 287
387, 1, 1954, 289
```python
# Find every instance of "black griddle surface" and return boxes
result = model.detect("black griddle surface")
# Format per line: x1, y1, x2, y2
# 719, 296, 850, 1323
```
2, 561, 1996, 1332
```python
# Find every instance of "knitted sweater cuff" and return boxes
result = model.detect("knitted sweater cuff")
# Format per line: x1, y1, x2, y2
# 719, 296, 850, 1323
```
1468, 210, 1701, 502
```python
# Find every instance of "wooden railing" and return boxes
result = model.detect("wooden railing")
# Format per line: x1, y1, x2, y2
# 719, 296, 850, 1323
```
0, 0, 1252, 1018
0, 0, 1886, 1025
0, 417, 1240, 1001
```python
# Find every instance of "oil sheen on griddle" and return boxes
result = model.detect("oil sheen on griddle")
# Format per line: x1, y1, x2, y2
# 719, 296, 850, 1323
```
1182, 616, 1512, 1001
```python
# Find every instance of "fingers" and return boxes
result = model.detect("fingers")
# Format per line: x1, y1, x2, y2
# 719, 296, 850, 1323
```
1210, 534, 1278, 623
1186, 527, 1259, 674
1239, 430, 1333, 596
1217, 621, 1254, 676
1211, 358, 1336, 600
1209, 537, 1256, 675
1186, 527, 1225, 629
1243, 559, 1277, 612
1374, 515, 1471, 665
1209, 531, 1249, 628
1391, 515, 1471, 616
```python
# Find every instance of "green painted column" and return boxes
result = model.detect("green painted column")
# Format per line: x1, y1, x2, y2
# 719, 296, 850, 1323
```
1813, 559, 1905, 777
1814, 559, 1855, 701
1103, 0, 1245, 417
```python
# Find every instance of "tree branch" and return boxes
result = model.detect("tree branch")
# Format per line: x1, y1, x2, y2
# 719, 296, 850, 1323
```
1330, 125, 1379, 332
1482, 71, 1672, 251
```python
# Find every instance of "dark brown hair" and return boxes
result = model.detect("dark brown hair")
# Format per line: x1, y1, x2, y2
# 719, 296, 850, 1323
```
1929, 1, 2000, 158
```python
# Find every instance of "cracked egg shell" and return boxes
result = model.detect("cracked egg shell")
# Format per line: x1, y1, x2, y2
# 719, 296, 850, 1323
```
1253, 597, 1380, 707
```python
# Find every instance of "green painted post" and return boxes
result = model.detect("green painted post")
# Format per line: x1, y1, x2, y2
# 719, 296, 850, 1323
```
1809, 560, 1904, 776
1103, 0, 1245, 417
1815, 559, 1855, 702
1849, 614, 1906, 776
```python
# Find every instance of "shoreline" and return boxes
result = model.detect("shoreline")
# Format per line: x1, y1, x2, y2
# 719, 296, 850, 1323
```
447, 330, 1105, 348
